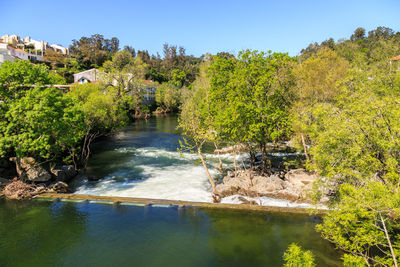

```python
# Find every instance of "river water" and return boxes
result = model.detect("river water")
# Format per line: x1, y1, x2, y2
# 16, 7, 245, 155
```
72, 115, 217, 202
0, 116, 342, 266
71, 115, 313, 207
0, 199, 341, 266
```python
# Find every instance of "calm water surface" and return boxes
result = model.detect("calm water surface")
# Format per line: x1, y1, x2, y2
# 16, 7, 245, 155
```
0, 199, 341, 266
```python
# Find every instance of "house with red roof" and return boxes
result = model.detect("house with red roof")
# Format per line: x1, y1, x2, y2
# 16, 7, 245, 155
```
390, 55, 400, 71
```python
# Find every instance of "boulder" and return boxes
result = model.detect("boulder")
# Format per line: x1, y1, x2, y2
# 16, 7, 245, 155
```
216, 170, 254, 197
271, 188, 301, 202
10, 157, 52, 182
216, 184, 236, 197
217, 168, 322, 204
251, 175, 285, 195
51, 166, 78, 182
48, 181, 69, 193
285, 169, 317, 186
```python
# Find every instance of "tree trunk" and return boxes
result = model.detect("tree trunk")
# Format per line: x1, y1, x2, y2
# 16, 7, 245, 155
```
233, 150, 238, 178
249, 150, 256, 168
380, 213, 398, 267
198, 147, 216, 194
214, 142, 223, 173
301, 133, 310, 161
261, 142, 268, 174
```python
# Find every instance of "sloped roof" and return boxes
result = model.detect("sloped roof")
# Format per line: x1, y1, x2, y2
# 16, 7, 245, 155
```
390, 55, 400, 61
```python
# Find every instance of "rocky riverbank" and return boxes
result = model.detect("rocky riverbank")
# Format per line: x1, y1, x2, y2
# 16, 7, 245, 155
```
0, 157, 78, 200
216, 168, 325, 204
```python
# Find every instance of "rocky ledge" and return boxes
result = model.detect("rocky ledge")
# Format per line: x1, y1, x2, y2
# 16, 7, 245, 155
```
0, 157, 78, 200
216, 168, 321, 203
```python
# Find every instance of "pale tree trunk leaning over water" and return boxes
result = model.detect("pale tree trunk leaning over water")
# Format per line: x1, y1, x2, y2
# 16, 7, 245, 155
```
301, 133, 310, 161
197, 143, 217, 195
214, 142, 223, 173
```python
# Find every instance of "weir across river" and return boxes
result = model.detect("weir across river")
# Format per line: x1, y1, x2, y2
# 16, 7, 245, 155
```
36, 193, 327, 215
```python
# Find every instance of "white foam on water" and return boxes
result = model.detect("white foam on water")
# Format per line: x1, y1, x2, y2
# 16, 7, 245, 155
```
220, 195, 327, 209
74, 146, 317, 208
74, 148, 216, 203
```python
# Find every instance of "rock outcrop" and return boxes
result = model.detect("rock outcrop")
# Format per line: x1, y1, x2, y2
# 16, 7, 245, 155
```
48, 181, 69, 193
51, 166, 78, 182
10, 157, 52, 182
216, 168, 319, 203
2, 158, 78, 199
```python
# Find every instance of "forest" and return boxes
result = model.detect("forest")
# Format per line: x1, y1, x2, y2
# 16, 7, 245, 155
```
1, 26, 400, 266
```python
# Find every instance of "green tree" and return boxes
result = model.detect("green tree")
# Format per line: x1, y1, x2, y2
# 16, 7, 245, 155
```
69, 83, 128, 167
0, 60, 65, 102
0, 87, 85, 164
283, 243, 316, 267
69, 34, 119, 69
292, 48, 349, 160
350, 27, 366, 42
316, 182, 400, 267
179, 59, 218, 196
101, 51, 150, 116
170, 69, 187, 87
208, 50, 294, 172
155, 82, 181, 112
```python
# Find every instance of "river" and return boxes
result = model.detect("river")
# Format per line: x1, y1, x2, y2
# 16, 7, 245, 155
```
0, 116, 342, 266
71, 115, 313, 208
0, 199, 341, 266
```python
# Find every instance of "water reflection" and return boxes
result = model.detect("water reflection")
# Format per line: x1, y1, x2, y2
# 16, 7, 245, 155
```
0, 200, 87, 266
0, 200, 341, 266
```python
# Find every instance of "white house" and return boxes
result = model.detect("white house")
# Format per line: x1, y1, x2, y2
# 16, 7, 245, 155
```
49, 44, 69, 55
1, 34, 69, 55
73, 69, 157, 104
0, 43, 44, 64
73, 69, 101, 84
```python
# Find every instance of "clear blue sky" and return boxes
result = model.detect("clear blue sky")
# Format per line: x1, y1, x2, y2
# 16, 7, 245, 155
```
1, 0, 399, 57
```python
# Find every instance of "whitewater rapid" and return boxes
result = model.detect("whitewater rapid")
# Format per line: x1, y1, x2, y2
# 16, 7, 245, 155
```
72, 117, 316, 208
75, 147, 216, 202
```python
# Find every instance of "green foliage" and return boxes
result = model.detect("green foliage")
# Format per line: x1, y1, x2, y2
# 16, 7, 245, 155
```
155, 82, 181, 111
69, 83, 128, 167
69, 83, 128, 132
100, 51, 152, 116
303, 72, 400, 186
316, 182, 400, 266
69, 34, 119, 69
0, 87, 85, 161
0, 60, 65, 101
283, 243, 316, 267
291, 26, 400, 267
170, 69, 187, 87
207, 50, 295, 171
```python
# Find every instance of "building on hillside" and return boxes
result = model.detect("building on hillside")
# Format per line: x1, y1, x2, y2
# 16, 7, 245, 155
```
73, 69, 101, 84
390, 55, 400, 72
0, 34, 69, 55
0, 34, 20, 47
0, 43, 44, 64
22, 36, 47, 52
49, 44, 69, 55
73, 69, 157, 104
143, 80, 157, 105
